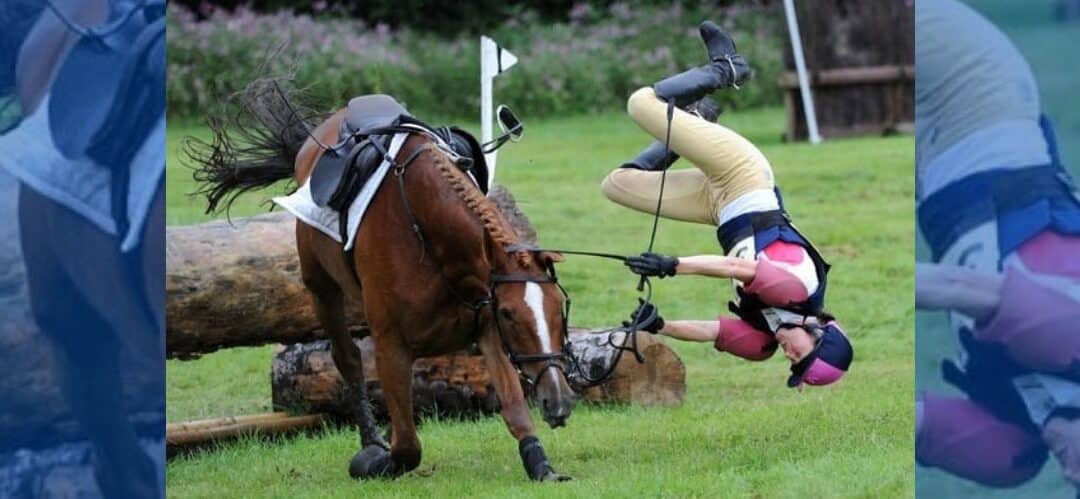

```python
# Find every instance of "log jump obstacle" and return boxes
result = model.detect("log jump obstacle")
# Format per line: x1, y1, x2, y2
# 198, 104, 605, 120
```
165, 187, 686, 455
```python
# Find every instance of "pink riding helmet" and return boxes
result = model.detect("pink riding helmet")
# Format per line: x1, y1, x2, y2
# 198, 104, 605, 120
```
787, 322, 853, 387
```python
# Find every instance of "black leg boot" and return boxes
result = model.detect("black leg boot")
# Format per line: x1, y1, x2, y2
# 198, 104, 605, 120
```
699, 20, 752, 86
620, 97, 722, 171
653, 23, 752, 107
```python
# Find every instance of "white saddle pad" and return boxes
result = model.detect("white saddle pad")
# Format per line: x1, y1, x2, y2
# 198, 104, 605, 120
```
273, 133, 408, 250
0, 95, 164, 252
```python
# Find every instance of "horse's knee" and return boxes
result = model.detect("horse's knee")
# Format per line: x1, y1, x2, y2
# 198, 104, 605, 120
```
501, 401, 536, 439
916, 393, 1046, 487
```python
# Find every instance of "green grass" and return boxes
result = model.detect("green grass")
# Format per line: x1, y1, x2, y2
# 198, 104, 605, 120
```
166, 107, 914, 497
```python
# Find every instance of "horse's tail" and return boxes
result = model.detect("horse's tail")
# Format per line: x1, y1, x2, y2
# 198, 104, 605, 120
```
185, 77, 321, 215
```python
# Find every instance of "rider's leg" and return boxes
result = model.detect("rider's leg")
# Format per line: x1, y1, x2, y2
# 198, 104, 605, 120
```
626, 86, 774, 211
652, 21, 752, 106
622, 97, 721, 171
609, 22, 772, 217
600, 167, 717, 225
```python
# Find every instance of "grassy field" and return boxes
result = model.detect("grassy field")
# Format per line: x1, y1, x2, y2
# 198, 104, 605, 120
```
166, 107, 914, 497
914, 1, 1080, 498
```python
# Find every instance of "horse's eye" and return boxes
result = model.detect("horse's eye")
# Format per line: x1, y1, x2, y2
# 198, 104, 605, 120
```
498, 308, 514, 321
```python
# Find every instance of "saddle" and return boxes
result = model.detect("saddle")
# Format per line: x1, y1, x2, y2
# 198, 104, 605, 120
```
49, 1, 165, 162
310, 94, 490, 241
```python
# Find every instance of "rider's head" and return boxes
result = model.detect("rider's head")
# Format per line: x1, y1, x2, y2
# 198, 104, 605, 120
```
776, 313, 852, 388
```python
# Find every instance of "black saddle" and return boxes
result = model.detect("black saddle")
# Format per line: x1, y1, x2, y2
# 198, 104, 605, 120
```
309, 95, 491, 241
342, 94, 409, 138
49, 1, 165, 161
310, 95, 411, 213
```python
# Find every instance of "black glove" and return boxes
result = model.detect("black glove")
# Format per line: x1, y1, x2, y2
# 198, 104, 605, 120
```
625, 252, 679, 278
622, 298, 665, 334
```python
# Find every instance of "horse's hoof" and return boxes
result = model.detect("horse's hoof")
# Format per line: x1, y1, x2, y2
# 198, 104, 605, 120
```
539, 469, 573, 482
349, 445, 396, 480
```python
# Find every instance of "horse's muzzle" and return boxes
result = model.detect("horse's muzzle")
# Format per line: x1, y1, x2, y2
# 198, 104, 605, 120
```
539, 389, 575, 428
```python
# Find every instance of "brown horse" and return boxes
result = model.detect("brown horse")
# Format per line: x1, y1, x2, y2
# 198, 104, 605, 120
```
189, 84, 575, 481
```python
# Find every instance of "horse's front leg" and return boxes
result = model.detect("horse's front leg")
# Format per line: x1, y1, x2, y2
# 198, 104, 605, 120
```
477, 327, 572, 482
348, 332, 421, 479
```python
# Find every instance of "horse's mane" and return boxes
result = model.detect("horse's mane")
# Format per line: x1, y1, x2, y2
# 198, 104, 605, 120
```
429, 151, 532, 268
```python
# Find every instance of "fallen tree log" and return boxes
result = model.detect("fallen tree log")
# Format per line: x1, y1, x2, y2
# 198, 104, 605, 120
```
271, 328, 685, 422
166, 412, 325, 457
165, 185, 535, 359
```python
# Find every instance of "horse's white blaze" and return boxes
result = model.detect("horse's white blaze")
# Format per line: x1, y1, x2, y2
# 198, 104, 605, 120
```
524, 282, 566, 407
524, 282, 551, 353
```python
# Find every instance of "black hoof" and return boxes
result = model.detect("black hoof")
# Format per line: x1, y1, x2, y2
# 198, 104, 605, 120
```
349, 445, 397, 480
539, 469, 573, 482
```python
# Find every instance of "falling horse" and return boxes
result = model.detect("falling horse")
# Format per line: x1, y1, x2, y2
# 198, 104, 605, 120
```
2, 0, 165, 496
188, 85, 576, 481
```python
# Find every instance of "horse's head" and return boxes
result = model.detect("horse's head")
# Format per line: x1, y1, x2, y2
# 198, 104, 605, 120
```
490, 249, 575, 428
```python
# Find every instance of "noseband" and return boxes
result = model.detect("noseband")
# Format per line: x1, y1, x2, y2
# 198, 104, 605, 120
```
489, 267, 574, 390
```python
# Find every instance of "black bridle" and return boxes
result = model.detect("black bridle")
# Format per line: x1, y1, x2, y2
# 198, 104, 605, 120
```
359, 127, 658, 391
372, 130, 581, 388
488, 267, 575, 391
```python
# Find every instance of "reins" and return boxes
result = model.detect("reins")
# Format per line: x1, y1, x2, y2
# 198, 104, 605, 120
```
519, 101, 679, 385
382, 136, 574, 387
352, 105, 677, 388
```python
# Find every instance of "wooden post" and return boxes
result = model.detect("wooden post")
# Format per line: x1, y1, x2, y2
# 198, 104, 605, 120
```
780, 1, 914, 140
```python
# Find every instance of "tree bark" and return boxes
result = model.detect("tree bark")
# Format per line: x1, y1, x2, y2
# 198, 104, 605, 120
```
270, 328, 685, 422
165, 185, 534, 359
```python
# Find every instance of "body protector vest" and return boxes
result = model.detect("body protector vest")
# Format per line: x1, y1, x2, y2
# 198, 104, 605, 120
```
919, 116, 1080, 430
717, 189, 832, 335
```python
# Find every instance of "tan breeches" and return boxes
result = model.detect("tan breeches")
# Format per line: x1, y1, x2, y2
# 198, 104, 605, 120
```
601, 87, 775, 225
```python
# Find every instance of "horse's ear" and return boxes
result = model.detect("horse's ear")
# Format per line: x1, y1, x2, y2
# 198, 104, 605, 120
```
538, 251, 565, 265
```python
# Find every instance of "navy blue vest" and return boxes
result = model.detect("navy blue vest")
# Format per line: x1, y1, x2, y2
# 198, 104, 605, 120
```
717, 190, 831, 333
922, 116, 1080, 429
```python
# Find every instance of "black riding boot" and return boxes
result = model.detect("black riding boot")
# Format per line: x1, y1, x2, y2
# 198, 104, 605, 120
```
652, 22, 751, 107
621, 97, 721, 171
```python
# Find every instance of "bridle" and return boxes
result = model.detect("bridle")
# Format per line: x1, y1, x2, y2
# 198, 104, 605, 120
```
354, 127, 577, 389
322, 122, 658, 391
488, 265, 575, 391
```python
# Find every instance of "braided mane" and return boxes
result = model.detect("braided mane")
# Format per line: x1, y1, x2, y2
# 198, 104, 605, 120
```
429, 150, 532, 268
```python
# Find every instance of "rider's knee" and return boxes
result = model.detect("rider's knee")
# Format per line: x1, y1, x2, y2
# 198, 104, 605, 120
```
627, 87, 659, 121
916, 393, 1046, 487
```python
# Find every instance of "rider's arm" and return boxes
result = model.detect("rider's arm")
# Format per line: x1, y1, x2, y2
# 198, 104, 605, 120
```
674, 255, 757, 282
678, 255, 810, 306
658, 320, 720, 343
915, 263, 1002, 323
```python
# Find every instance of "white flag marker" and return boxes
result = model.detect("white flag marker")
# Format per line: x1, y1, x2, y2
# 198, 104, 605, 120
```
480, 36, 518, 189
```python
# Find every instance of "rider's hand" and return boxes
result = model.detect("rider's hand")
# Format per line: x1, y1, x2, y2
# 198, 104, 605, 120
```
622, 298, 665, 334
1043, 416, 1080, 487
625, 252, 679, 278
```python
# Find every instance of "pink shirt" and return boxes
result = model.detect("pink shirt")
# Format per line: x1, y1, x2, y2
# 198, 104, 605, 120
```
715, 240, 820, 359
746, 240, 818, 306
